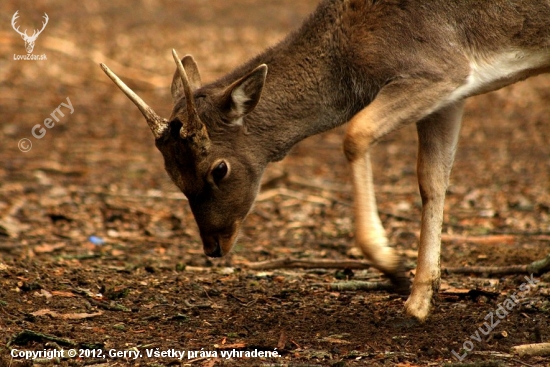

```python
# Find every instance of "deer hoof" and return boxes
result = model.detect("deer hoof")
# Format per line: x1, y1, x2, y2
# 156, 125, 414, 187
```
404, 283, 434, 322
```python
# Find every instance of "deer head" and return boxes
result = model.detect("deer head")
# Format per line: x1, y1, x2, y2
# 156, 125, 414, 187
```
101, 50, 268, 257
11, 11, 49, 54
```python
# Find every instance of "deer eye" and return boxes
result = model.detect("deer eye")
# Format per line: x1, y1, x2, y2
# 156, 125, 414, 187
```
211, 161, 228, 185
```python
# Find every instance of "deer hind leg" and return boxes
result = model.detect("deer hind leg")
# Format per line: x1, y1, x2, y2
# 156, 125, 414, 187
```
343, 78, 459, 299
404, 101, 464, 321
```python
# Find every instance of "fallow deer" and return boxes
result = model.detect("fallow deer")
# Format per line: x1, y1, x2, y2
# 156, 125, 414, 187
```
101, 0, 550, 321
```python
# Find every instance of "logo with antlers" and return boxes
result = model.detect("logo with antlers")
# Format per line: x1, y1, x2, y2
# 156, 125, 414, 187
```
11, 11, 49, 54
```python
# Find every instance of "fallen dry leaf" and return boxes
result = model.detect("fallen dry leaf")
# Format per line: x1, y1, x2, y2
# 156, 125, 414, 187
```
111, 249, 125, 256
34, 243, 66, 253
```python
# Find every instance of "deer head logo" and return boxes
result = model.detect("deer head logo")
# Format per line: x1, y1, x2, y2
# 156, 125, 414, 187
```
11, 11, 49, 54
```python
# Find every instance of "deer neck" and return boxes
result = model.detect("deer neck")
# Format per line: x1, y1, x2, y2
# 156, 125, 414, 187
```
216, 3, 381, 163
247, 52, 354, 163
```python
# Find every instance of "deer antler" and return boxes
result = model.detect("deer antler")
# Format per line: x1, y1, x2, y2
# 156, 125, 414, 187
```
171, 49, 210, 152
99, 63, 168, 139
11, 11, 28, 38
172, 50, 199, 136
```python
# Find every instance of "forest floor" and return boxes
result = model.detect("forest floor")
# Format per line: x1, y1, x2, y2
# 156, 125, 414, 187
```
1, 0, 550, 366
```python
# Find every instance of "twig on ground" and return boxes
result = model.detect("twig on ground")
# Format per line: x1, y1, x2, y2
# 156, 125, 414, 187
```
510, 359, 537, 367
470, 351, 513, 358
243, 254, 550, 276
71, 287, 131, 312
184, 356, 210, 364
322, 281, 393, 291
8, 329, 76, 348
445, 253, 550, 276
490, 230, 550, 236
442, 361, 503, 367
242, 258, 372, 270
511, 342, 550, 357
440, 288, 500, 300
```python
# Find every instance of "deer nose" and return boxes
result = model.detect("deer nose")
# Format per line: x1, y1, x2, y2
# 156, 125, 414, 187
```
202, 235, 223, 257
200, 221, 241, 258
205, 239, 222, 257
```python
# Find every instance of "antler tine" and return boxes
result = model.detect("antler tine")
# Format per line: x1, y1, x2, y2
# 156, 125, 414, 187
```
171, 49, 198, 131
99, 63, 168, 139
171, 49, 210, 151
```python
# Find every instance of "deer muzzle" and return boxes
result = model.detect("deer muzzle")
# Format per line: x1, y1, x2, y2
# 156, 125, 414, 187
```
200, 221, 241, 257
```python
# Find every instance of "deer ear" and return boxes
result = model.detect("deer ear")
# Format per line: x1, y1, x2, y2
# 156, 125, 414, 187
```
171, 55, 202, 103
223, 64, 268, 122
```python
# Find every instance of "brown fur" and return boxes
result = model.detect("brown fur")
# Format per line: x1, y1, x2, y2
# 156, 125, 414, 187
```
103, 0, 550, 321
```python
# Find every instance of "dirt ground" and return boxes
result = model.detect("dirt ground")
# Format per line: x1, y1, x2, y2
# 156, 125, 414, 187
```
1, 0, 550, 366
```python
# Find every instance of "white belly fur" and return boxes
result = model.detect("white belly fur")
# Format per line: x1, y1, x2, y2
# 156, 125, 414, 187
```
449, 50, 550, 102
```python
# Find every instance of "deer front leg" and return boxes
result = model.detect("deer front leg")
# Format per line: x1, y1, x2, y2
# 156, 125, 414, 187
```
404, 101, 464, 321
